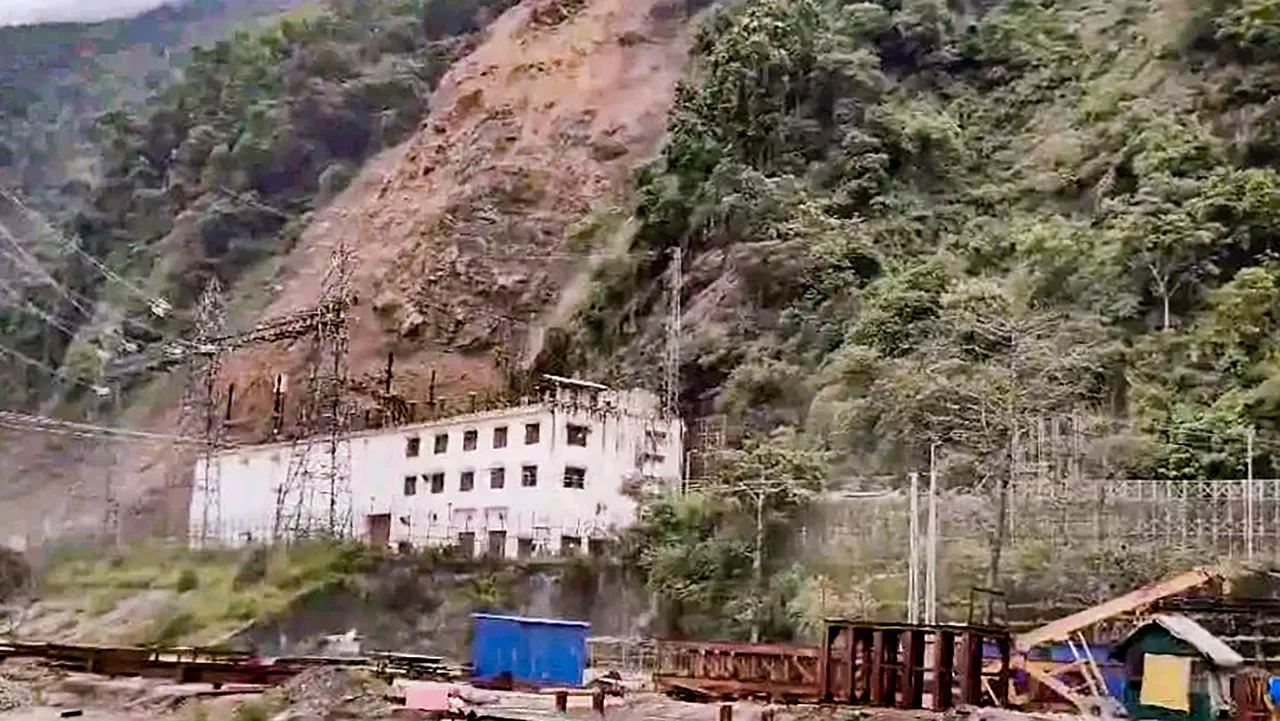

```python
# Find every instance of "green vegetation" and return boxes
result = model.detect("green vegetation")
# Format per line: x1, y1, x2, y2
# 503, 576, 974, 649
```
230, 699, 270, 721
40, 540, 374, 644
572, 0, 1280, 499
554, 0, 1280, 637
0, 0, 517, 408
625, 432, 827, 640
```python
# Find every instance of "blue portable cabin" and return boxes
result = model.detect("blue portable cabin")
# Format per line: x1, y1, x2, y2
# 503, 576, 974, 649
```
470, 613, 591, 688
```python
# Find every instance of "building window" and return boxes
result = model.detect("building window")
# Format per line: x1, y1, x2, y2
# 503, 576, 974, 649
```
567, 424, 589, 447
405, 437, 420, 458
403, 476, 418, 496
563, 466, 586, 489
434, 433, 449, 454
430, 472, 445, 494
490, 467, 506, 489
525, 422, 541, 445
463, 429, 478, 451
522, 465, 538, 487
493, 426, 508, 449
460, 471, 475, 492
560, 535, 582, 556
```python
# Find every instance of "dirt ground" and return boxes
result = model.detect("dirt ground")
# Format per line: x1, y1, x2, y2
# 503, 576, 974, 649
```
0, 660, 964, 721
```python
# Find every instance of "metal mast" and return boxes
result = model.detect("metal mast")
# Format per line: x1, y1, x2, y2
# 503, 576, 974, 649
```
664, 246, 682, 417
167, 276, 227, 544
193, 278, 227, 547
277, 240, 354, 540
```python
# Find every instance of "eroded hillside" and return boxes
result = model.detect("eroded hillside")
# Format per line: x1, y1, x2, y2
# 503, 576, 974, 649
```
218, 0, 701, 436
0, 0, 703, 543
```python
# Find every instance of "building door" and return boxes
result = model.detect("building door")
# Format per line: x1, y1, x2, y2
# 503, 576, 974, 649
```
458, 531, 476, 557
488, 531, 507, 560
517, 538, 534, 560
560, 535, 582, 556
366, 514, 391, 549
588, 538, 610, 558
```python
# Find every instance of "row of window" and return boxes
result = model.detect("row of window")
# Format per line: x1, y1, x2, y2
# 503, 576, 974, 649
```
404, 465, 587, 496
405, 422, 590, 458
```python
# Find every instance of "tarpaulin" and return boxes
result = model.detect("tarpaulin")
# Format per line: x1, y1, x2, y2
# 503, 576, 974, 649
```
1141, 654, 1192, 712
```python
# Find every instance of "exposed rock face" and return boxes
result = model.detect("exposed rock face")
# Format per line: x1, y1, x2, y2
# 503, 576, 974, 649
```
215, 0, 699, 440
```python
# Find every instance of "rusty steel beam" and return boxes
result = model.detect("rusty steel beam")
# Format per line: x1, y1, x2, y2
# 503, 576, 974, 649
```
655, 639, 822, 701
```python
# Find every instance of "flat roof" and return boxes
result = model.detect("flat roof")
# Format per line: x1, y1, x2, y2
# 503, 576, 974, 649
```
472, 613, 591, 628
541, 374, 610, 391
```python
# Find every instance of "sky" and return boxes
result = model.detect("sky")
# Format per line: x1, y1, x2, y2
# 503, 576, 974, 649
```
0, 0, 174, 26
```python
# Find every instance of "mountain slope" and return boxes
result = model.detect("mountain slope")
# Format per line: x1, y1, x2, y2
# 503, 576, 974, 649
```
0, 0, 312, 197
217, 0, 703, 435
533, 0, 1280, 487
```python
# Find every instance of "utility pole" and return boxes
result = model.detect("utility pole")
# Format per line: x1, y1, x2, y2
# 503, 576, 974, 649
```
735, 478, 790, 643
90, 355, 119, 550
908, 471, 920, 624
1247, 427, 1255, 560
926, 444, 939, 624
753, 485, 765, 638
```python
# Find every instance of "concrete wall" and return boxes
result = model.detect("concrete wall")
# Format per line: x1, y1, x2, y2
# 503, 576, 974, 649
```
192, 387, 682, 554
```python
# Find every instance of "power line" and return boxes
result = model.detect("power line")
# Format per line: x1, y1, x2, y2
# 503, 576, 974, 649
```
0, 410, 205, 445
0, 222, 202, 364
0, 188, 171, 318
0, 221, 97, 319
0, 278, 79, 337
0, 338, 111, 396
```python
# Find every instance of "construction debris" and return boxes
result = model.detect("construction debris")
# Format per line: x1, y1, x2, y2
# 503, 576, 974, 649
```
0, 675, 34, 711
269, 666, 391, 721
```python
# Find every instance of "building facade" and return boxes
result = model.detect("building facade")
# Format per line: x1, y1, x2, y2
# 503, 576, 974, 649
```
191, 378, 683, 557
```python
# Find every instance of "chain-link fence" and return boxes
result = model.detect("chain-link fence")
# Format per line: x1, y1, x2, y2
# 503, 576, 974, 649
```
806, 477, 1280, 627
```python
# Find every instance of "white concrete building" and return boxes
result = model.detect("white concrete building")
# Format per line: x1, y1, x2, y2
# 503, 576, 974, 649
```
192, 377, 683, 557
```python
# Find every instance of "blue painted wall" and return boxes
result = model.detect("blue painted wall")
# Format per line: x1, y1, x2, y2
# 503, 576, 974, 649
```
471, 613, 590, 688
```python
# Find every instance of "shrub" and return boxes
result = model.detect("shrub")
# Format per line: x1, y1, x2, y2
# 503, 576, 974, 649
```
232, 547, 269, 589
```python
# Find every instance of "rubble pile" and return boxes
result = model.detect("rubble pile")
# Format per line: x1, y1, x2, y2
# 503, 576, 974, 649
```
271, 667, 390, 721
0, 676, 33, 711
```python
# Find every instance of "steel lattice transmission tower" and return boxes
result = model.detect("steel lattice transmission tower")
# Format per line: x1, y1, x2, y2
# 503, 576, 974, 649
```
193, 277, 228, 546
276, 240, 354, 541
167, 276, 227, 544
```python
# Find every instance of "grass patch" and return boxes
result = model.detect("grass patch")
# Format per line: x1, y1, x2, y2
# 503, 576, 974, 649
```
37, 540, 377, 645
231, 700, 269, 721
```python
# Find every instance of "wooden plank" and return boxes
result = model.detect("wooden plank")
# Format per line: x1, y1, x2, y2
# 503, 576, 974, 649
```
1014, 568, 1218, 651
1025, 666, 1089, 712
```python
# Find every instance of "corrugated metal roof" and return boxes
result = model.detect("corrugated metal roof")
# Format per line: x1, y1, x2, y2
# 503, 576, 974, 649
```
1113, 614, 1244, 668
471, 613, 591, 627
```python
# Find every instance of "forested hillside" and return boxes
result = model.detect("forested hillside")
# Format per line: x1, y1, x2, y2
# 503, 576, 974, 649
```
548, 0, 1280, 483
0, 0, 311, 199
0, 0, 517, 410
531, 0, 1280, 638
7, 0, 1280, 640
